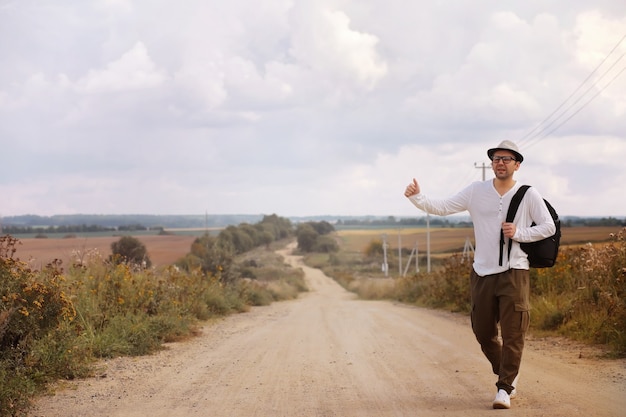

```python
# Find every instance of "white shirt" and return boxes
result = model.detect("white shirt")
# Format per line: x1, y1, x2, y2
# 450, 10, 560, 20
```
408, 180, 556, 276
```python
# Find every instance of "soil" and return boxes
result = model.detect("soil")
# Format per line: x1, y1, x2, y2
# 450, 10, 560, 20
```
29, 243, 626, 417
13, 235, 197, 269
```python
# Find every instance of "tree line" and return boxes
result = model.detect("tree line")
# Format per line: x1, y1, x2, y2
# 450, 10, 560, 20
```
337, 215, 626, 228
0, 214, 263, 229
1, 223, 156, 235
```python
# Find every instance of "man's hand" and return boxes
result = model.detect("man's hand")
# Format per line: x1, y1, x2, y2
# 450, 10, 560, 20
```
502, 222, 517, 239
404, 178, 420, 197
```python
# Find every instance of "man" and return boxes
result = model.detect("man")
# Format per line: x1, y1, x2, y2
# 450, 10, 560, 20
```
403, 140, 555, 409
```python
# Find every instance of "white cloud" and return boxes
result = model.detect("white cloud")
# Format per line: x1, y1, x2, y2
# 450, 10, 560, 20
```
76, 42, 167, 94
289, 4, 388, 92
96, 0, 133, 14
1, 1, 626, 218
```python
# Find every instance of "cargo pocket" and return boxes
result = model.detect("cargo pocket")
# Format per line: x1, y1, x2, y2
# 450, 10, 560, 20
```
515, 303, 530, 332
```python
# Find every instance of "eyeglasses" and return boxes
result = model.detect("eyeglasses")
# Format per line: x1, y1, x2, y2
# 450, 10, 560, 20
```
491, 156, 517, 164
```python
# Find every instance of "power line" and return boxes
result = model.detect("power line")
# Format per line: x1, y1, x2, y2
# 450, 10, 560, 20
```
518, 33, 626, 149
464, 34, 626, 188
522, 51, 625, 149
524, 63, 626, 150
519, 33, 626, 145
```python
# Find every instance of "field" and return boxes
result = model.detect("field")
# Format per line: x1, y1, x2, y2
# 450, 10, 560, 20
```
13, 234, 198, 269
336, 226, 620, 253
10, 226, 619, 271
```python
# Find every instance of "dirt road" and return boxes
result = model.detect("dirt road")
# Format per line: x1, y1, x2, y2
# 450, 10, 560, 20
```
30, 244, 626, 417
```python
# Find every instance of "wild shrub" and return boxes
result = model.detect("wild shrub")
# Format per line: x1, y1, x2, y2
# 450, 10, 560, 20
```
428, 254, 472, 312
313, 235, 339, 253
364, 240, 384, 257
531, 228, 626, 356
231, 249, 307, 306
182, 233, 237, 283
0, 236, 82, 416
388, 254, 471, 312
237, 280, 274, 306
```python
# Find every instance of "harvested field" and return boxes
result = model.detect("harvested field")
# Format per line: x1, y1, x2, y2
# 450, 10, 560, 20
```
337, 226, 620, 253
12, 234, 198, 270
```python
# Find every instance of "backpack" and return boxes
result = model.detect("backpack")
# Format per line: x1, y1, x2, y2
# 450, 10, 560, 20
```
499, 185, 561, 268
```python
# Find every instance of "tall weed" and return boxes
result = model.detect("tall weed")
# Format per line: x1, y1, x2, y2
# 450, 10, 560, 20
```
1, 237, 83, 416
531, 228, 626, 355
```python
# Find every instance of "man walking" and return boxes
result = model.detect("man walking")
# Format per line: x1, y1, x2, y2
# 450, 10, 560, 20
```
403, 140, 555, 409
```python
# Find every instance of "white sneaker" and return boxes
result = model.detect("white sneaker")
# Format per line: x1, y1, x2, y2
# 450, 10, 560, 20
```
510, 374, 519, 399
493, 389, 511, 409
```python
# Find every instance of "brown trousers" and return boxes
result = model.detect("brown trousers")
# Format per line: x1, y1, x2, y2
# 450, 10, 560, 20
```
470, 268, 530, 394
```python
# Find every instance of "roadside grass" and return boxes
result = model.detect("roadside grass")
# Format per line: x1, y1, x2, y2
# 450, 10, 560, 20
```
0, 237, 305, 417
308, 226, 626, 358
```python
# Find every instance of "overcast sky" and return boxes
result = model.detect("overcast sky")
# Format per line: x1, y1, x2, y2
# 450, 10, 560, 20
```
1, 0, 626, 219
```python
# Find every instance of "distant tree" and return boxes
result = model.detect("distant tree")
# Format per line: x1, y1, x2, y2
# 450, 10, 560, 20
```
296, 224, 319, 252
110, 236, 151, 268
309, 221, 335, 235
260, 214, 293, 239
258, 231, 274, 249
219, 226, 254, 254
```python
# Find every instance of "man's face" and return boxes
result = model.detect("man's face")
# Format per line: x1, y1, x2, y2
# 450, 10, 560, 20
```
491, 150, 520, 180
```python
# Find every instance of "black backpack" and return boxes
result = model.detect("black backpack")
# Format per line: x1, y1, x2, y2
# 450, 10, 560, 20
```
499, 185, 561, 268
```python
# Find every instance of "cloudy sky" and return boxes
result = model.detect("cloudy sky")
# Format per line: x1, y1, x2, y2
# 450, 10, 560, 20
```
1, 0, 626, 219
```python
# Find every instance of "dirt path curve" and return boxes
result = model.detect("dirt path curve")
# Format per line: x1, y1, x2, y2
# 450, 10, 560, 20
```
30, 243, 626, 416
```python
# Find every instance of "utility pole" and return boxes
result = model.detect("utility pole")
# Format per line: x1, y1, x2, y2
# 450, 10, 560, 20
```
426, 213, 431, 273
462, 237, 475, 263
402, 240, 419, 277
474, 162, 488, 181
398, 230, 402, 278
381, 233, 389, 277
415, 240, 419, 274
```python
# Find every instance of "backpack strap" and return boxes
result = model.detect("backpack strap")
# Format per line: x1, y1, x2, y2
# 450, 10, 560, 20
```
499, 185, 530, 266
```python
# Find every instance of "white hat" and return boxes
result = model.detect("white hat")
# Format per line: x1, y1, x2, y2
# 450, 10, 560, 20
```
487, 140, 523, 163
